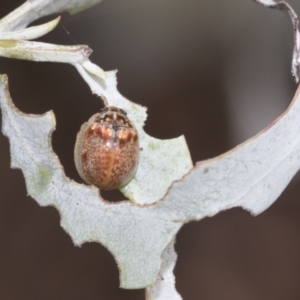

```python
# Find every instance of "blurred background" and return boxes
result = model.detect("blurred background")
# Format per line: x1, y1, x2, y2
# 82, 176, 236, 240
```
0, 0, 300, 299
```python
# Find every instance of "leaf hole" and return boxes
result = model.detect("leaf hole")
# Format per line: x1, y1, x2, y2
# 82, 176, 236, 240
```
100, 189, 129, 203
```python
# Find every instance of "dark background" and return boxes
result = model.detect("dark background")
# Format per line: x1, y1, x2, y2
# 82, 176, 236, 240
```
0, 0, 300, 299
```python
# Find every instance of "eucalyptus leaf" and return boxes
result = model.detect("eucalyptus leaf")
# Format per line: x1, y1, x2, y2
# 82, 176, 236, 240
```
0, 0, 102, 33
0, 75, 183, 289
253, 0, 300, 82
74, 66, 193, 204
1, 0, 300, 299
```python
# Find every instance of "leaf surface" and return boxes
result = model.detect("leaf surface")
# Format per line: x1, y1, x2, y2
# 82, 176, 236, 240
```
0, 75, 183, 289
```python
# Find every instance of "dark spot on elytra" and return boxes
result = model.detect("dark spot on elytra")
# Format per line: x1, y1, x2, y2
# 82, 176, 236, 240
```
118, 136, 127, 147
117, 135, 127, 147
95, 126, 103, 138
85, 127, 95, 141
82, 150, 87, 162
126, 132, 132, 142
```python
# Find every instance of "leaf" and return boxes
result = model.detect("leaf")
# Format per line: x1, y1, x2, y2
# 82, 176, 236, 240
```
2, 0, 300, 297
75, 66, 193, 204
0, 40, 91, 63
253, 0, 300, 82
157, 85, 300, 220
0, 17, 60, 40
0, 0, 193, 290
0, 3, 105, 78
145, 238, 182, 300
0, 0, 102, 33
0, 75, 183, 289
3, 71, 300, 291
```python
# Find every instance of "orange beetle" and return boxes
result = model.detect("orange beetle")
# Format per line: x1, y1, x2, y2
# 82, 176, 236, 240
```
74, 106, 139, 190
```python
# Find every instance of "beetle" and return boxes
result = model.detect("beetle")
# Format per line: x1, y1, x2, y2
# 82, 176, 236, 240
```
74, 106, 139, 190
